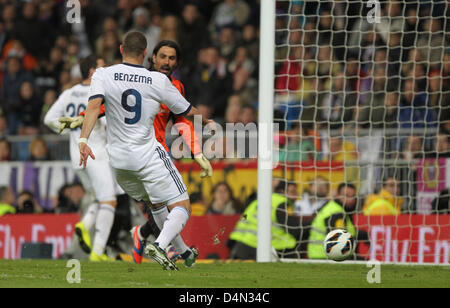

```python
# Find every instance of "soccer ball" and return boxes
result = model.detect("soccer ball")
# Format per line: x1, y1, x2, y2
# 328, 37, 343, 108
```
323, 229, 355, 262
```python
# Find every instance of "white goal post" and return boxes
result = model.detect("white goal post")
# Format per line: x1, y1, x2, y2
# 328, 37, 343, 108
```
257, 0, 276, 263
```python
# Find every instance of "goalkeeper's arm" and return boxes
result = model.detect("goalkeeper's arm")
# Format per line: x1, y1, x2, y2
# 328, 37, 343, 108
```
57, 104, 106, 132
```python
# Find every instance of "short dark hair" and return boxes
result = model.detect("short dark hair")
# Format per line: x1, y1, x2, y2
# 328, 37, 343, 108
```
337, 182, 356, 194
79, 55, 98, 80
122, 31, 147, 57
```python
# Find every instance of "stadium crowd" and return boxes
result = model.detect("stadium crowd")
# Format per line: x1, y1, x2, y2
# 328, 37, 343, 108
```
0, 0, 449, 217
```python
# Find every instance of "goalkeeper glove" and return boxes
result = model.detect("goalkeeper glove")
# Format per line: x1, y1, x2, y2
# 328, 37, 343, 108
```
58, 116, 84, 133
194, 153, 213, 178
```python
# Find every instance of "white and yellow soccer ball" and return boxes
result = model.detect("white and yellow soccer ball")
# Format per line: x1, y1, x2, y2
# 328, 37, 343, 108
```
323, 229, 355, 262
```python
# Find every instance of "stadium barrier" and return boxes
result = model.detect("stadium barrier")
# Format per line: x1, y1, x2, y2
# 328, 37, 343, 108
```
0, 213, 448, 263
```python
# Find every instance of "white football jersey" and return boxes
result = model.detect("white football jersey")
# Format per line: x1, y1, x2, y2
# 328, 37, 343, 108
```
88, 63, 191, 171
44, 83, 109, 170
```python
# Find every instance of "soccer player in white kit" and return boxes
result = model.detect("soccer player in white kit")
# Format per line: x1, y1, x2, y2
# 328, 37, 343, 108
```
44, 55, 121, 262
79, 32, 213, 270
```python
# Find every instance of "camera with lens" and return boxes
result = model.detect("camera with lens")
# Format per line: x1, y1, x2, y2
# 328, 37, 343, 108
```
21, 199, 35, 213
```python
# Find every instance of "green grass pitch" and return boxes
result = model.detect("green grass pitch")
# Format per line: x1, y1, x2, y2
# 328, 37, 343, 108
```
0, 260, 448, 288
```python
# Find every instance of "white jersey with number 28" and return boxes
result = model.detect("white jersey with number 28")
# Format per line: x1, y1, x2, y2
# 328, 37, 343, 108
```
44, 83, 108, 170
88, 63, 191, 171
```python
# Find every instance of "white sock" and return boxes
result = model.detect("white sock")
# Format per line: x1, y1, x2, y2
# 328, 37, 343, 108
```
81, 203, 99, 230
151, 206, 190, 254
92, 203, 115, 256
154, 206, 190, 250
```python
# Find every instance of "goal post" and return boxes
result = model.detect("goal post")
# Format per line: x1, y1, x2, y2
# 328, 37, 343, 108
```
257, 0, 276, 263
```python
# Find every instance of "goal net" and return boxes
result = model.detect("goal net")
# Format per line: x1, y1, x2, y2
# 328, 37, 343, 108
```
270, 0, 450, 264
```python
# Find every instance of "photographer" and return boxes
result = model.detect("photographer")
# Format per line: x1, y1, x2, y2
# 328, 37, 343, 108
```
16, 191, 42, 214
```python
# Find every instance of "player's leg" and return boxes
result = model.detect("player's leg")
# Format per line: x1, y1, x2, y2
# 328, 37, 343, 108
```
86, 161, 118, 261
144, 147, 198, 267
115, 166, 178, 270
132, 203, 181, 262
74, 170, 99, 254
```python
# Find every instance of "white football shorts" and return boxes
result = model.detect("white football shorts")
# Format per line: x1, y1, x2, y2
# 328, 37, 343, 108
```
114, 145, 189, 205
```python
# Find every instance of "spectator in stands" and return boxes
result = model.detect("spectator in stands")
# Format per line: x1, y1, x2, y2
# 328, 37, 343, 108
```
1, 3, 15, 35
278, 123, 317, 163
209, 0, 250, 36
399, 79, 437, 128
97, 30, 121, 65
224, 95, 242, 125
427, 133, 450, 158
241, 24, 259, 62
402, 6, 419, 50
228, 45, 255, 93
401, 134, 424, 162
1, 39, 38, 72
158, 15, 179, 43
1, 55, 34, 134
187, 45, 232, 118
16, 191, 42, 214
12, 2, 54, 59
345, 55, 367, 94
294, 175, 329, 216
18, 81, 42, 135
387, 32, 402, 78
0, 186, 15, 216
417, 19, 448, 68
218, 26, 237, 62
29, 137, 51, 161
428, 69, 449, 126
207, 182, 243, 215
178, 3, 209, 73
376, 0, 404, 45
95, 17, 124, 60
320, 71, 357, 126
358, 67, 387, 128
317, 9, 346, 60
383, 91, 400, 129
32, 47, 64, 95
239, 105, 256, 126
363, 176, 403, 215
0, 137, 11, 162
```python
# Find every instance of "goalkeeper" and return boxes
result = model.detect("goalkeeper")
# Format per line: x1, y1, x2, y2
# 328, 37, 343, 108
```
59, 40, 213, 265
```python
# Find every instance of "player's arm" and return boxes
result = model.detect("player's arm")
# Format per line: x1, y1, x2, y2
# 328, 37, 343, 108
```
59, 104, 106, 130
43, 91, 70, 134
78, 97, 101, 168
78, 69, 105, 168
174, 115, 213, 177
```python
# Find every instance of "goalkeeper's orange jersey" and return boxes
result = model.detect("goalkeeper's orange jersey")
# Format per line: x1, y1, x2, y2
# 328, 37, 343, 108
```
81, 76, 201, 156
